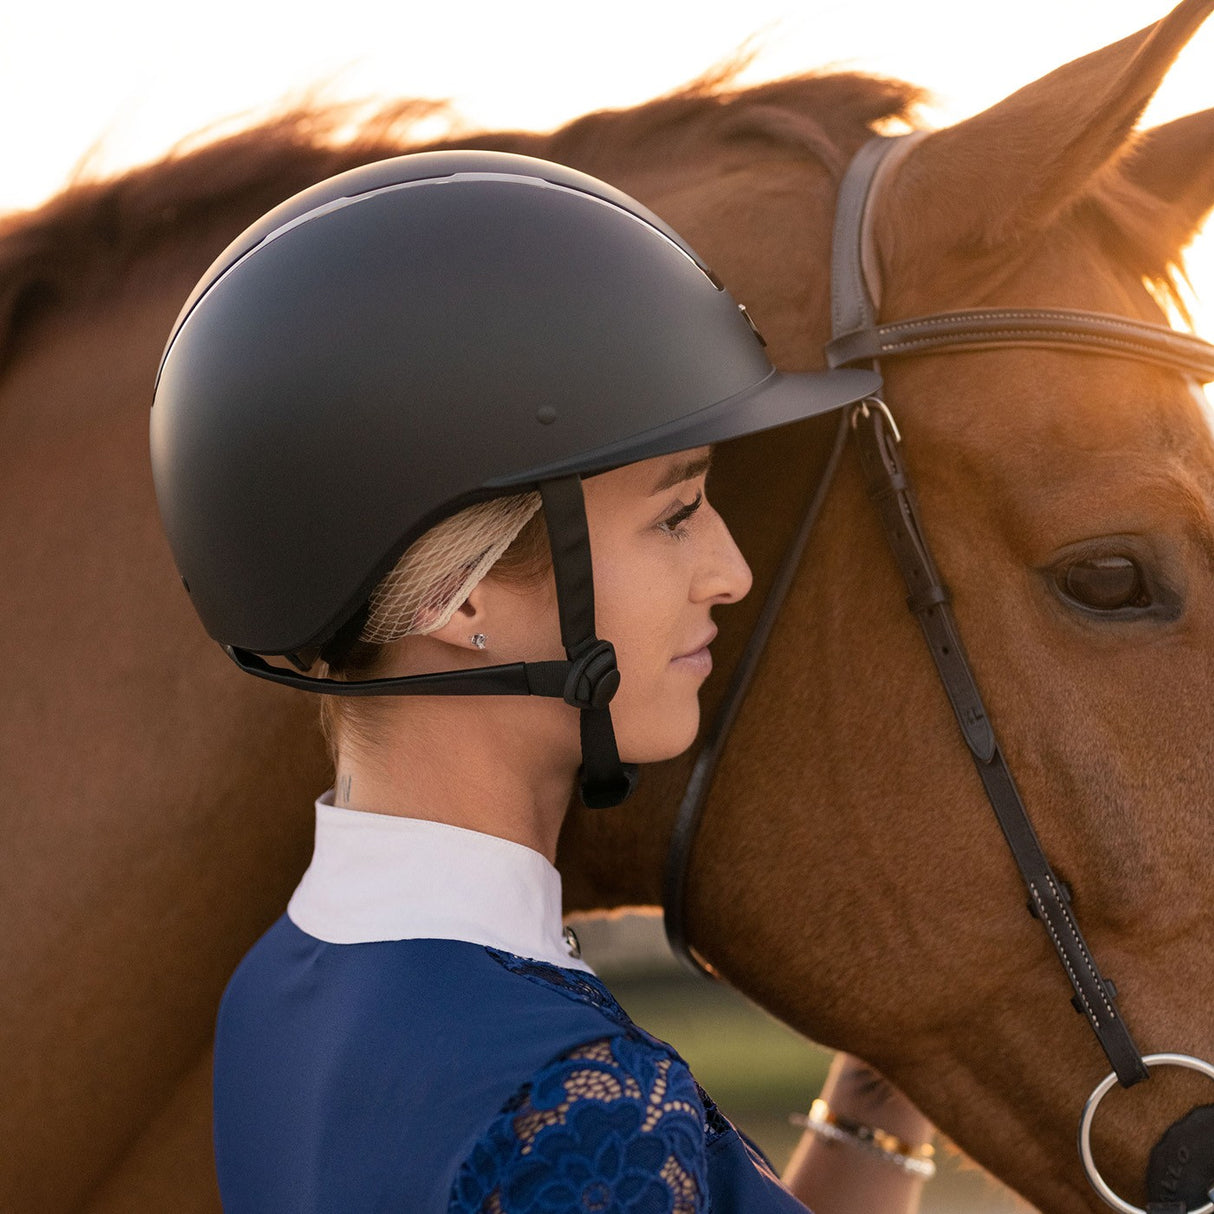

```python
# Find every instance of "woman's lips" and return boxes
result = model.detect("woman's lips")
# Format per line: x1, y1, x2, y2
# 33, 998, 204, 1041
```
672, 626, 717, 674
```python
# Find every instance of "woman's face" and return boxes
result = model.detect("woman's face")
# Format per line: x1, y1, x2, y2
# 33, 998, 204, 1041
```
483, 446, 753, 765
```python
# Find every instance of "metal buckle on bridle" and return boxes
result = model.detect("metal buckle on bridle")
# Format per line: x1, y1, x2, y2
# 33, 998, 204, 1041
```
850, 395, 902, 443
1079, 1053, 1214, 1214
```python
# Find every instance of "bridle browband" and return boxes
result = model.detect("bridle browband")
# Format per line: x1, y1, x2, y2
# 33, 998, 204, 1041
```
662, 133, 1214, 1214
825, 305, 1214, 379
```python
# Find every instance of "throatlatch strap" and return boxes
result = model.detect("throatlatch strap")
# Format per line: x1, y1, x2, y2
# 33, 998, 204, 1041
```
539, 477, 638, 809
662, 409, 853, 976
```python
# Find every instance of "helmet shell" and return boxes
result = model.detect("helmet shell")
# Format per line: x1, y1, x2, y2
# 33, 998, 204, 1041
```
151, 151, 878, 656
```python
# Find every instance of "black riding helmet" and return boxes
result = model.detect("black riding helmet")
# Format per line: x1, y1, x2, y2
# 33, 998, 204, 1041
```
151, 150, 879, 807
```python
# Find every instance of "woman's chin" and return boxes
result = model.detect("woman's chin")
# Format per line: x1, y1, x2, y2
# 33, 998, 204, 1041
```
617, 706, 702, 766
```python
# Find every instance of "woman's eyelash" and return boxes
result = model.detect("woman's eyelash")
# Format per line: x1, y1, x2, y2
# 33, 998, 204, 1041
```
659, 491, 703, 536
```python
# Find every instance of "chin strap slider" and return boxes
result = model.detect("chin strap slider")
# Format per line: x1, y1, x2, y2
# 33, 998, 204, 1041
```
563, 639, 621, 710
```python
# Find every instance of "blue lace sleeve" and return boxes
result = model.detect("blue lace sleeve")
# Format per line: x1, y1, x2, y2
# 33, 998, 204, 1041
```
449, 1032, 710, 1214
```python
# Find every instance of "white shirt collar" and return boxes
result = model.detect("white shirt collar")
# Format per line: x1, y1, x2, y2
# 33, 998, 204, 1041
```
287, 791, 592, 972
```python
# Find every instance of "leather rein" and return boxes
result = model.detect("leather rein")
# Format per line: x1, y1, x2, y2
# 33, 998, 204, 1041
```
661, 133, 1214, 1214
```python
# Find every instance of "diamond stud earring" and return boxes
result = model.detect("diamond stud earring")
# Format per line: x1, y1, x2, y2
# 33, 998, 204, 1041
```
470, 634, 487, 650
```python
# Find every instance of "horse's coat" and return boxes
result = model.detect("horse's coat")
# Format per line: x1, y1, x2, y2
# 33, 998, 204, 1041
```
4, 4, 1214, 1211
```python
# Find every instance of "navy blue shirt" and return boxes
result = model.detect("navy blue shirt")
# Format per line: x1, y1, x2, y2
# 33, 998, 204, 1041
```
213, 797, 809, 1212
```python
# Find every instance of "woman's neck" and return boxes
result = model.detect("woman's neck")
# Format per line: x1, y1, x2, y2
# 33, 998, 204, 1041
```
331, 698, 579, 863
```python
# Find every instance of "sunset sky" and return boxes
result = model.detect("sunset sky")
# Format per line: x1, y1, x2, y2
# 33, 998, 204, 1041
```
2, 0, 1211, 318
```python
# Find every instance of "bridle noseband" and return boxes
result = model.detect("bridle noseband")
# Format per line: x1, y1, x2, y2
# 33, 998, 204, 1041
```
661, 133, 1214, 1214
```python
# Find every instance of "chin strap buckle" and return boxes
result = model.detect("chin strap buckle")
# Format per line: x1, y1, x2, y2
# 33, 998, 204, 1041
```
562, 639, 622, 710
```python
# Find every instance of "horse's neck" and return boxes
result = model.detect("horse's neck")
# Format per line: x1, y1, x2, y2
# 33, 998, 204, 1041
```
0, 254, 334, 1212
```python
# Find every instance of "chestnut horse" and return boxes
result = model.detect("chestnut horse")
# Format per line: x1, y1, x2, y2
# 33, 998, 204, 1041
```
4, 2, 1214, 1211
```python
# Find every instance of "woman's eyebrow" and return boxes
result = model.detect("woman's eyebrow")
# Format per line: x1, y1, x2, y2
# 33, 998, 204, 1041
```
650, 451, 712, 494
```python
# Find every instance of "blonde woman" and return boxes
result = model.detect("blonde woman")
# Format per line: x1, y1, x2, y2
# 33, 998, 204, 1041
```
152, 150, 932, 1213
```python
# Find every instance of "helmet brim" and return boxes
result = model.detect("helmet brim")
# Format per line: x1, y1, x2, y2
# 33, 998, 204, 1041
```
485, 366, 882, 487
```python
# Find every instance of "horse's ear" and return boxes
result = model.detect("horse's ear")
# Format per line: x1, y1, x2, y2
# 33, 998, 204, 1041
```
1114, 108, 1214, 246
881, 0, 1214, 254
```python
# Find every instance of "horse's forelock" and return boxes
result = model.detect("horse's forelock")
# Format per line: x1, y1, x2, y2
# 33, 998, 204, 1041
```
1078, 173, 1194, 324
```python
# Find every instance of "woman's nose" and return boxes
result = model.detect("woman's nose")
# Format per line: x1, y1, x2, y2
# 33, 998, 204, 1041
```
695, 506, 753, 604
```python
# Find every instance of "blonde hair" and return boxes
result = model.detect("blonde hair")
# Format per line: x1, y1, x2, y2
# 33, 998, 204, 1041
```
319, 491, 549, 757
361, 492, 541, 643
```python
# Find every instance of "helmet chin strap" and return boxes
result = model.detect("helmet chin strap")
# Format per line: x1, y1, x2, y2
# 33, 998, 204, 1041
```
225, 476, 637, 810
538, 476, 639, 809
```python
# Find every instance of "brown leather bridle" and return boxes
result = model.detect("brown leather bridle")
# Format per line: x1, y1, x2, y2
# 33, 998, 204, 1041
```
662, 133, 1214, 1214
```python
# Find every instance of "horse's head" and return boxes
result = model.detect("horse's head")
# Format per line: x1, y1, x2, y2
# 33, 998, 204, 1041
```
805, 2, 1214, 1208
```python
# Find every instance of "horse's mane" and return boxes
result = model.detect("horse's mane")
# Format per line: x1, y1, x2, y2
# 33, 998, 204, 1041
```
0, 53, 1201, 370
0, 69, 925, 365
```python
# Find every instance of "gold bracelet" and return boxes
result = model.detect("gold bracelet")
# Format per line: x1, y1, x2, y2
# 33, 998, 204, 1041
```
790, 1098, 937, 1179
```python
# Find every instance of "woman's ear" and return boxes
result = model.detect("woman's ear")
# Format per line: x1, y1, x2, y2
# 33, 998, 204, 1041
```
423, 581, 493, 652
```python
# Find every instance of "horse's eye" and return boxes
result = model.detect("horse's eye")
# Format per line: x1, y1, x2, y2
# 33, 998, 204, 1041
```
1059, 556, 1147, 611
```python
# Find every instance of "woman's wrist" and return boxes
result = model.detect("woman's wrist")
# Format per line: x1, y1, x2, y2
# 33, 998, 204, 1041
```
781, 1053, 935, 1213
792, 1097, 936, 1178
816, 1052, 933, 1145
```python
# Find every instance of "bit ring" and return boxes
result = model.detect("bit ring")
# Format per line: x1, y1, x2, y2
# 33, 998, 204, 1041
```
1079, 1052, 1214, 1214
